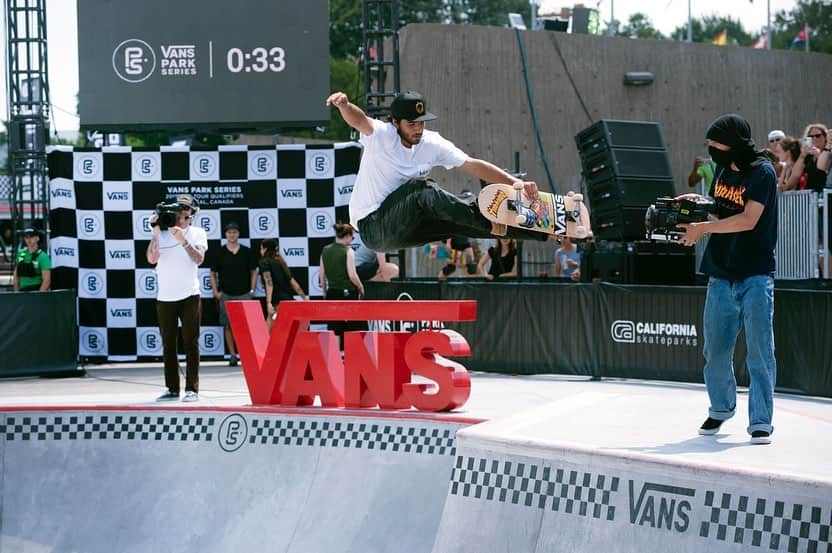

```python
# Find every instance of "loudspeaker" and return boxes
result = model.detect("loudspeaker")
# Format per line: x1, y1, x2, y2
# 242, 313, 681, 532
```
581, 147, 673, 184
582, 241, 695, 285
587, 176, 675, 211
575, 119, 667, 154
592, 206, 647, 241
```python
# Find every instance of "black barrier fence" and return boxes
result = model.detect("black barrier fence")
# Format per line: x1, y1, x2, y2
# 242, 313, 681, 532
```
365, 280, 832, 399
0, 289, 81, 377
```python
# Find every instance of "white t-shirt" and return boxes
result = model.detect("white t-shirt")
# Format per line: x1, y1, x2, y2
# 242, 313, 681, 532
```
155, 225, 209, 302
349, 119, 468, 228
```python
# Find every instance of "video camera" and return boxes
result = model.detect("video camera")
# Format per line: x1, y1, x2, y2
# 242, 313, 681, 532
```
151, 202, 181, 231
644, 197, 716, 241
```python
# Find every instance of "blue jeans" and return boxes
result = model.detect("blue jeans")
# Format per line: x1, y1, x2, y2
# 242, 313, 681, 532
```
703, 275, 776, 434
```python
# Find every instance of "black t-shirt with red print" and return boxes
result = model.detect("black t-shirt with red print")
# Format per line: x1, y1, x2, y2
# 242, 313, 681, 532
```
701, 161, 777, 280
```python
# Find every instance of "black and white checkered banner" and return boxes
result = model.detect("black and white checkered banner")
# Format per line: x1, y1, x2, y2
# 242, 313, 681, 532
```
46, 144, 361, 361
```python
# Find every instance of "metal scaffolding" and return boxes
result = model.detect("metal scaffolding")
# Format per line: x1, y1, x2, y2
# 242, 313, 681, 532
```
361, 0, 400, 120
4, 0, 51, 246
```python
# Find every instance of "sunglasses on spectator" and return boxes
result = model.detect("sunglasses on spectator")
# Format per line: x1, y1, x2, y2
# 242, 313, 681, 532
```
808, 133, 825, 138
769, 138, 782, 143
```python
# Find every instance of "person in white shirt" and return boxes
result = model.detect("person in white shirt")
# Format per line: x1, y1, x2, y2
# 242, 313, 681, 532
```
326, 90, 548, 252
146, 193, 208, 403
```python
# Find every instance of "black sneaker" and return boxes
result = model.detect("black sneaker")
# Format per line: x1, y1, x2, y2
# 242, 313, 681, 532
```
698, 417, 724, 435
229, 354, 238, 367
750, 430, 772, 445
156, 390, 180, 402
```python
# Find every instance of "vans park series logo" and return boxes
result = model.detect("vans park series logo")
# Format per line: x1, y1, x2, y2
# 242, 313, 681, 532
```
113, 39, 196, 83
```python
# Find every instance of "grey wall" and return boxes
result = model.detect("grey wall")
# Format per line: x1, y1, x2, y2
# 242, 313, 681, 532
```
398, 24, 832, 195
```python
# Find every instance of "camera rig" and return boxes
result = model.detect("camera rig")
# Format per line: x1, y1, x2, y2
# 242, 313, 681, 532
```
644, 197, 716, 241
151, 202, 181, 231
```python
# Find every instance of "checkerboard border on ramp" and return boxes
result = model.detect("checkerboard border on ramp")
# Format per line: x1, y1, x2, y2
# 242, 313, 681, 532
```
449, 454, 620, 520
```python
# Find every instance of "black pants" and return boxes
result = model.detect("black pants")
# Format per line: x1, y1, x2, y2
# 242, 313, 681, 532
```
325, 289, 367, 349
156, 294, 201, 393
357, 178, 546, 252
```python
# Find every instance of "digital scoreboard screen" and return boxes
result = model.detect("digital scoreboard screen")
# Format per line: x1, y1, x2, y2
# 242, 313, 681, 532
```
77, 0, 330, 130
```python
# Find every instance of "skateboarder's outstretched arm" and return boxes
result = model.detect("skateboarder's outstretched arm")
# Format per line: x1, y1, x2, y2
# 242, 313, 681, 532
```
326, 92, 374, 136
459, 158, 540, 201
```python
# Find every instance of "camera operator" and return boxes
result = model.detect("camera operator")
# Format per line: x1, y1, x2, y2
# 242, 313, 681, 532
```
146, 194, 208, 403
676, 114, 777, 445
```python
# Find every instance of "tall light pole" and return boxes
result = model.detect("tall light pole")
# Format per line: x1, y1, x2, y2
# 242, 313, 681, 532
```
766, 0, 771, 49
687, 0, 692, 42
609, 0, 615, 35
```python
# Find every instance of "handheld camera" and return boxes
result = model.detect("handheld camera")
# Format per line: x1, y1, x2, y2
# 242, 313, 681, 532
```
151, 202, 181, 231
644, 197, 716, 241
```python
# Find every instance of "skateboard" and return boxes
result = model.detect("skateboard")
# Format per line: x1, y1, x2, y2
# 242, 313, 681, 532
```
478, 183, 591, 239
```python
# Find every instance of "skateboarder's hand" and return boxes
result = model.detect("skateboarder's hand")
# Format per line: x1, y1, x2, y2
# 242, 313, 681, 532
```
520, 181, 540, 202
326, 92, 349, 108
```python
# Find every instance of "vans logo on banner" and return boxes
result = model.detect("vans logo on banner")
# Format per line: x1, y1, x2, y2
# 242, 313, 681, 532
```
109, 250, 132, 260
629, 481, 694, 533
112, 38, 156, 83
106, 191, 130, 201
51, 188, 73, 198
611, 320, 698, 347
283, 247, 305, 257
337, 184, 354, 195
54, 247, 76, 256
110, 308, 133, 318
281, 189, 303, 199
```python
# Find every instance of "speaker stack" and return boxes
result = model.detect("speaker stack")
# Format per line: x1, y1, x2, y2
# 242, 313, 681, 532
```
575, 119, 675, 241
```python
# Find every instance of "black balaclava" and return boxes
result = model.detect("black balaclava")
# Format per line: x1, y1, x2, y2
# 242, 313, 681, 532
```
706, 114, 758, 170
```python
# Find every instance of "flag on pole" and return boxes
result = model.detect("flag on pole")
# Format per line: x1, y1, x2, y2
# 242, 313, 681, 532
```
791, 25, 808, 48
712, 30, 728, 45
750, 35, 767, 49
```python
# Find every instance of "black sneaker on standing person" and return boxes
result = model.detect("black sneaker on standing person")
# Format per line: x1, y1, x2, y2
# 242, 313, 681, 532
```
698, 417, 725, 435
750, 430, 772, 445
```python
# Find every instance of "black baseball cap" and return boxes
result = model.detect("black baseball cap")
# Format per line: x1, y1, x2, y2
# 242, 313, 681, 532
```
223, 222, 240, 232
22, 227, 38, 236
390, 91, 437, 122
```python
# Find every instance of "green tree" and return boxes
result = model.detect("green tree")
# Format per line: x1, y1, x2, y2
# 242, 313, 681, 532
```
284, 58, 364, 142
330, 0, 363, 59
670, 15, 752, 45
771, 0, 832, 54
618, 12, 665, 40
452, 0, 533, 26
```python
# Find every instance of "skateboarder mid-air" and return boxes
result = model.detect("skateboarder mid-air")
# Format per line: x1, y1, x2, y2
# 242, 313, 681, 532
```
326, 90, 551, 252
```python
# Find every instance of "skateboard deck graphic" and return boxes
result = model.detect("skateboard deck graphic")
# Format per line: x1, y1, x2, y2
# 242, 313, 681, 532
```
478, 183, 591, 239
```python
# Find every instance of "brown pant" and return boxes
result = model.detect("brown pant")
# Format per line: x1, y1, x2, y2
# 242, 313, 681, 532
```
156, 294, 201, 393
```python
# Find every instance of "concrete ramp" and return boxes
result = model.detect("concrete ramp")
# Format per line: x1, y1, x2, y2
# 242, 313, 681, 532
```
432, 393, 832, 553
0, 408, 473, 553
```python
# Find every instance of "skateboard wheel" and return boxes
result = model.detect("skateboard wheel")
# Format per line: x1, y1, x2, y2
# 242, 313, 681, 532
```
516, 214, 528, 225
572, 193, 583, 202
512, 182, 524, 190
